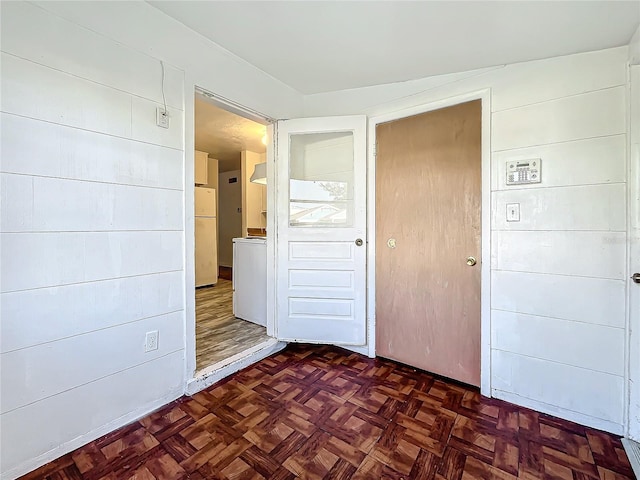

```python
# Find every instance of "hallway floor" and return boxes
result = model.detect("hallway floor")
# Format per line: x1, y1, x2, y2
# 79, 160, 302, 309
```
21, 344, 634, 480
195, 279, 271, 371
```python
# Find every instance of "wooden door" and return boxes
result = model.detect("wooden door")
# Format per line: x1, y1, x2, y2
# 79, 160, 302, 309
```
375, 100, 481, 386
275, 116, 368, 345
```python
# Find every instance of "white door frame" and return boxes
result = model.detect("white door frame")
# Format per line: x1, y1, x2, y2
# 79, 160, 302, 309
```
188, 88, 276, 381
626, 63, 640, 440
367, 89, 492, 396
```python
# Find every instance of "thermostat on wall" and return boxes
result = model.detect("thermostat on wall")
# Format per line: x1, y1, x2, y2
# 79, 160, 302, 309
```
506, 159, 541, 185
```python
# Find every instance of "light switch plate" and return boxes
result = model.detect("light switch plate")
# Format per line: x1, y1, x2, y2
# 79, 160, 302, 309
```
506, 203, 520, 222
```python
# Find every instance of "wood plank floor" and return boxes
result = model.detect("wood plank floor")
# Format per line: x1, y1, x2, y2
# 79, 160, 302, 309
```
21, 344, 635, 480
195, 279, 271, 371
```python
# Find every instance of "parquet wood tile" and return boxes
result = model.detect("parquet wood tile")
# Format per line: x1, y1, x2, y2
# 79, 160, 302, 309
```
21, 344, 636, 480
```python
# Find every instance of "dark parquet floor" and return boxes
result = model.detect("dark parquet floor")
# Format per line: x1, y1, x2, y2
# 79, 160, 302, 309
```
21, 344, 635, 480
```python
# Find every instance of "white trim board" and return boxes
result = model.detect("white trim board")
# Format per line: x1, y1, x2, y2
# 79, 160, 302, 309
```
366, 89, 492, 396
186, 339, 286, 395
625, 63, 640, 440
622, 438, 640, 478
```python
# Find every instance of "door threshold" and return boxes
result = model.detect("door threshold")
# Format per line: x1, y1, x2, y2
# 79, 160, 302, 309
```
186, 338, 287, 395
622, 438, 640, 479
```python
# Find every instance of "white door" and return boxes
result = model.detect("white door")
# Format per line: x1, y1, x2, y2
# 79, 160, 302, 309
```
275, 116, 367, 344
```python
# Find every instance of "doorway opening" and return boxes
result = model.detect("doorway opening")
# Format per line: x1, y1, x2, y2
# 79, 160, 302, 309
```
193, 92, 272, 373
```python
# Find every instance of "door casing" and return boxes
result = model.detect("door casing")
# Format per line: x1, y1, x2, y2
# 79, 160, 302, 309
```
625, 64, 639, 440
367, 89, 492, 396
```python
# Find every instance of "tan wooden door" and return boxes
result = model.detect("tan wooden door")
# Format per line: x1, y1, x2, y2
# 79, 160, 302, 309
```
375, 100, 482, 386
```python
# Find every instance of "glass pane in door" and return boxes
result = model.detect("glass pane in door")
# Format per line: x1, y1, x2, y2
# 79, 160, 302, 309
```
289, 132, 354, 227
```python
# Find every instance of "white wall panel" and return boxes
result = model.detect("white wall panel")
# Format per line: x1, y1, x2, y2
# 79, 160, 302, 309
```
491, 310, 624, 375
26, 1, 303, 119
1, 1, 184, 109
491, 271, 625, 328
494, 230, 626, 279
492, 350, 624, 425
1, 113, 183, 189
492, 87, 626, 151
1, 174, 182, 232
303, 48, 627, 117
1, 53, 132, 138
1, 231, 183, 292
492, 184, 625, 231
1, 312, 183, 414
491, 135, 626, 191
1, 272, 183, 353
491, 47, 627, 112
0, 351, 184, 479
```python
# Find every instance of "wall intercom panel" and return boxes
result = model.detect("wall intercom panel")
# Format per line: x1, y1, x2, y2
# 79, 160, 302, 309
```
506, 159, 542, 185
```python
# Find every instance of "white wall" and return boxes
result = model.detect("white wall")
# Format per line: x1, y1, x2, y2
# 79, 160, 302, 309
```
241, 151, 267, 235
27, 0, 303, 414
306, 46, 630, 434
218, 170, 243, 267
0, 2, 303, 479
629, 23, 640, 65
0, 3, 185, 478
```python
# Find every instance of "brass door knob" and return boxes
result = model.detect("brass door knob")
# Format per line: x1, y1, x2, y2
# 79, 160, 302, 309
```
466, 256, 477, 266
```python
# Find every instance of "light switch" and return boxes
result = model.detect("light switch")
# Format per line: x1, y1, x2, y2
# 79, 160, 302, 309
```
506, 203, 520, 222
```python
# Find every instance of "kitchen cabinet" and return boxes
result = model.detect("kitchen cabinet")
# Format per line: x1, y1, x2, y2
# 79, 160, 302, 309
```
195, 150, 208, 185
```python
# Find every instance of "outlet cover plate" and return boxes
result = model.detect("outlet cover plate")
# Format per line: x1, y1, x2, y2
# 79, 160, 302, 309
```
156, 108, 169, 129
145, 330, 159, 352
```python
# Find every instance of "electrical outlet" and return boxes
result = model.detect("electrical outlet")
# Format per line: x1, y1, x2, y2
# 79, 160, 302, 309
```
156, 107, 169, 129
145, 330, 159, 352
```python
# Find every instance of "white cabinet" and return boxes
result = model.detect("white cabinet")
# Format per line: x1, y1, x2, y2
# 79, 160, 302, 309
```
194, 150, 208, 185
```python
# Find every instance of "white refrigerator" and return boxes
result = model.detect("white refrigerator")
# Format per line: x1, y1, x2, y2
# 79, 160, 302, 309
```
195, 187, 218, 287
233, 237, 267, 326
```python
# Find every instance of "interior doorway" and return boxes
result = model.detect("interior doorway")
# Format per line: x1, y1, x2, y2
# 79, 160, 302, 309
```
193, 93, 271, 372
375, 100, 482, 386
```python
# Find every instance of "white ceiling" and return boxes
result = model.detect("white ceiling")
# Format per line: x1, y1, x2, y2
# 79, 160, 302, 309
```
149, 1, 639, 94
195, 97, 266, 172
